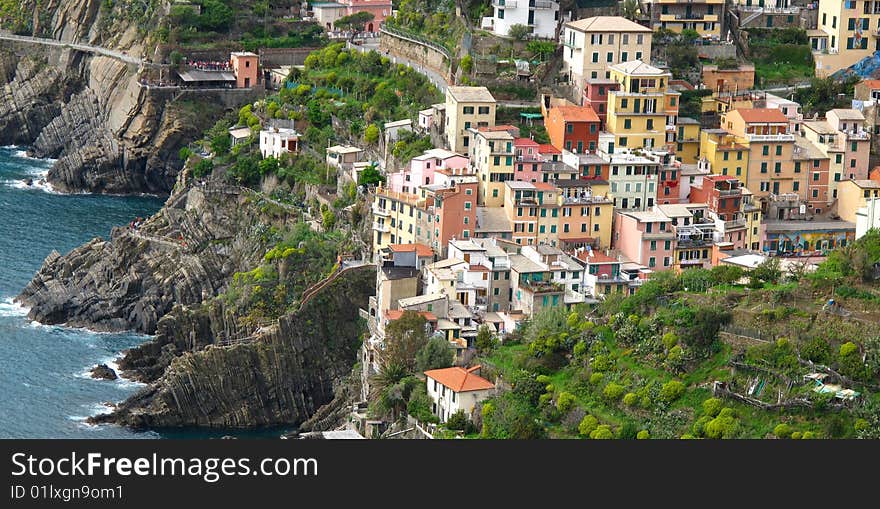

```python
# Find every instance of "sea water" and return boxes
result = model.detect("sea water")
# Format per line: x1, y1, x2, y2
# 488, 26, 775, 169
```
0, 147, 164, 438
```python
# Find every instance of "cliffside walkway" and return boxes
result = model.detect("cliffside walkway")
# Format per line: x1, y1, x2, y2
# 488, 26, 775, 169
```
0, 31, 151, 67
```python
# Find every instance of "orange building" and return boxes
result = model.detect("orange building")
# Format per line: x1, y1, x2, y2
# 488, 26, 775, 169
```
230, 52, 259, 88
544, 103, 601, 155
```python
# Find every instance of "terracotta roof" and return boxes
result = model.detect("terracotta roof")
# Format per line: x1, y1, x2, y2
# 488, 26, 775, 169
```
478, 124, 519, 132
469, 264, 490, 272
861, 79, 880, 90
538, 144, 561, 154
424, 365, 495, 392
555, 105, 600, 123
385, 309, 437, 322
577, 250, 619, 264
388, 243, 434, 257
732, 108, 789, 124
533, 182, 556, 191
514, 137, 540, 147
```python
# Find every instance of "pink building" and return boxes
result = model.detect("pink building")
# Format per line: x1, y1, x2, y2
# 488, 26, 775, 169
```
388, 148, 469, 195
826, 109, 870, 181
583, 78, 619, 130
514, 138, 542, 183
614, 209, 676, 271
312, 0, 391, 33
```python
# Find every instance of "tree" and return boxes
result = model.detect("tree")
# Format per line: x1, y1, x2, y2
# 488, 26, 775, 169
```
358, 163, 385, 186
364, 123, 380, 144
415, 337, 454, 372
526, 41, 556, 61
459, 55, 473, 74
192, 158, 214, 179
508, 24, 530, 41
384, 311, 429, 372
446, 409, 471, 431
335, 11, 375, 32
620, 0, 641, 20
475, 324, 497, 353
210, 132, 231, 156
321, 209, 336, 229
658, 380, 685, 404
677, 306, 731, 353
752, 257, 782, 284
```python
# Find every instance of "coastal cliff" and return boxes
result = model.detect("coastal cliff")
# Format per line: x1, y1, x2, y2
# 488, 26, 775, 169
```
0, 0, 224, 194
16, 180, 279, 333
91, 266, 372, 428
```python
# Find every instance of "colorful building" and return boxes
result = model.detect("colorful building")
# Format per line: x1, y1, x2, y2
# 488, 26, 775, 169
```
561, 16, 653, 98
472, 128, 515, 207
543, 102, 601, 154
445, 86, 497, 154
606, 60, 680, 152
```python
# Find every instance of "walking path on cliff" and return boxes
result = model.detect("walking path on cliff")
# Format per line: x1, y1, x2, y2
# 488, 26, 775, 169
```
0, 31, 147, 66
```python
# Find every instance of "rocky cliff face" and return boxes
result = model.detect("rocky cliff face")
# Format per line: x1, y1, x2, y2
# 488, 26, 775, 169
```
16, 180, 280, 333
91, 265, 373, 429
0, 0, 221, 194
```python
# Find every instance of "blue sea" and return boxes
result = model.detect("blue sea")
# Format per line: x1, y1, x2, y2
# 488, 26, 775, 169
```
0, 147, 164, 438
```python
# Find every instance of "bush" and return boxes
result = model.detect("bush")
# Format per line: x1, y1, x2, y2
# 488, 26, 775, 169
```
446, 410, 470, 431
693, 415, 712, 437
855, 418, 869, 432
556, 392, 576, 413
603, 382, 626, 402
637, 430, 650, 439
623, 392, 638, 407
658, 380, 686, 404
662, 332, 678, 350
578, 415, 599, 436
589, 372, 604, 385
705, 413, 739, 439
790, 431, 803, 440
774, 423, 793, 439
801, 431, 817, 439
702, 398, 723, 418
192, 158, 214, 179
508, 24, 530, 41
590, 425, 614, 439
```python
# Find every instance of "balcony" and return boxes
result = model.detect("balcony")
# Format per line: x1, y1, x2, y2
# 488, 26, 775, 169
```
739, 5, 800, 14
516, 154, 542, 162
747, 134, 795, 142
492, 0, 517, 7
530, 0, 555, 9
372, 204, 391, 217
846, 130, 870, 140
724, 218, 747, 230
373, 222, 390, 232
769, 192, 800, 202
716, 187, 742, 196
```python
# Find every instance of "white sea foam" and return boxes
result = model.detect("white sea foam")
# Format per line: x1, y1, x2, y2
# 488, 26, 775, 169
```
2, 177, 60, 194
0, 297, 29, 317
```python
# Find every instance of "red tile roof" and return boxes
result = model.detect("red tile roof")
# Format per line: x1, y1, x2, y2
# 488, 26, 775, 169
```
732, 108, 789, 124
514, 137, 540, 147
538, 144, 561, 154
533, 182, 556, 191
478, 124, 518, 132
385, 310, 437, 322
468, 264, 490, 272
388, 243, 434, 257
424, 365, 495, 392
555, 105, 600, 123
861, 79, 880, 90
576, 250, 619, 264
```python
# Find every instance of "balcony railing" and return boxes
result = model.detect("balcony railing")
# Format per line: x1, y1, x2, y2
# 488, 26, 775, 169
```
716, 188, 742, 196
724, 218, 747, 230
372, 204, 391, 217
530, 0, 555, 9
373, 222, 390, 232
769, 192, 800, 202
747, 134, 795, 142
492, 0, 516, 7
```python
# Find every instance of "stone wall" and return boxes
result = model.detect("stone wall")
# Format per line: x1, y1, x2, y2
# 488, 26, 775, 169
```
379, 28, 452, 84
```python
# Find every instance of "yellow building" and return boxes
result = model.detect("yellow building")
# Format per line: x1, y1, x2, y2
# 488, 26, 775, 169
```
561, 16, 653, 97
606, 60, 680, 152
444, 86, 497, 154
535, 182, 561, 246
742, 187, 763, 252
837, 179, 880, 223
811, 0, 880, 77
699, 128, 750, 182
675, 117, 702, 164
653, 0, 725, 39
555, 180, 614, 249
503, 181, 540, 246
472, 129, 515, 207
371, 188, 426, 257
720, 108, 796, 201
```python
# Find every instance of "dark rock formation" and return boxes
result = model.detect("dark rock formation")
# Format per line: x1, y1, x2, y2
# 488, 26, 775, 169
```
16, 181, 276, 333
90, 265, 374, 429
0, 1, 225, 194
90, 364, 117, 380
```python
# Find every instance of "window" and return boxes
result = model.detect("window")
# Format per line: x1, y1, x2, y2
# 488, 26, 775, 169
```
776, 145, 782, 156
635, 51, 642, 60
621, 51, 628, 61
624, 119, 631, 129
760, 162, 767, 173
566, 123, 573, 133
478, 106, 490, 115
774, 162, 781, 173
794, 162, 801, 173
793, 182, 799, 191
463, 106, 474, 114
836, 154, 842, 164
592, 52, 599, 63
619, 137, 627, 147
621, 98, 628, 109
607, 52, 613, 62
649, 257, 656, 268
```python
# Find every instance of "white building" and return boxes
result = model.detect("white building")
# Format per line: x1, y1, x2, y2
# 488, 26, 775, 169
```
481, 0, 561, 40
424, 365, 495, 422
856, 197, 880, 240
259, 127, 301, 159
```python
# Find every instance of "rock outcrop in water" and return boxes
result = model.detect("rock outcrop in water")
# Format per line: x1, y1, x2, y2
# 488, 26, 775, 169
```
90, 364, 117, 380
0, 0, 227, 194
91, 264, 373, 429
16, 180, 276, 333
